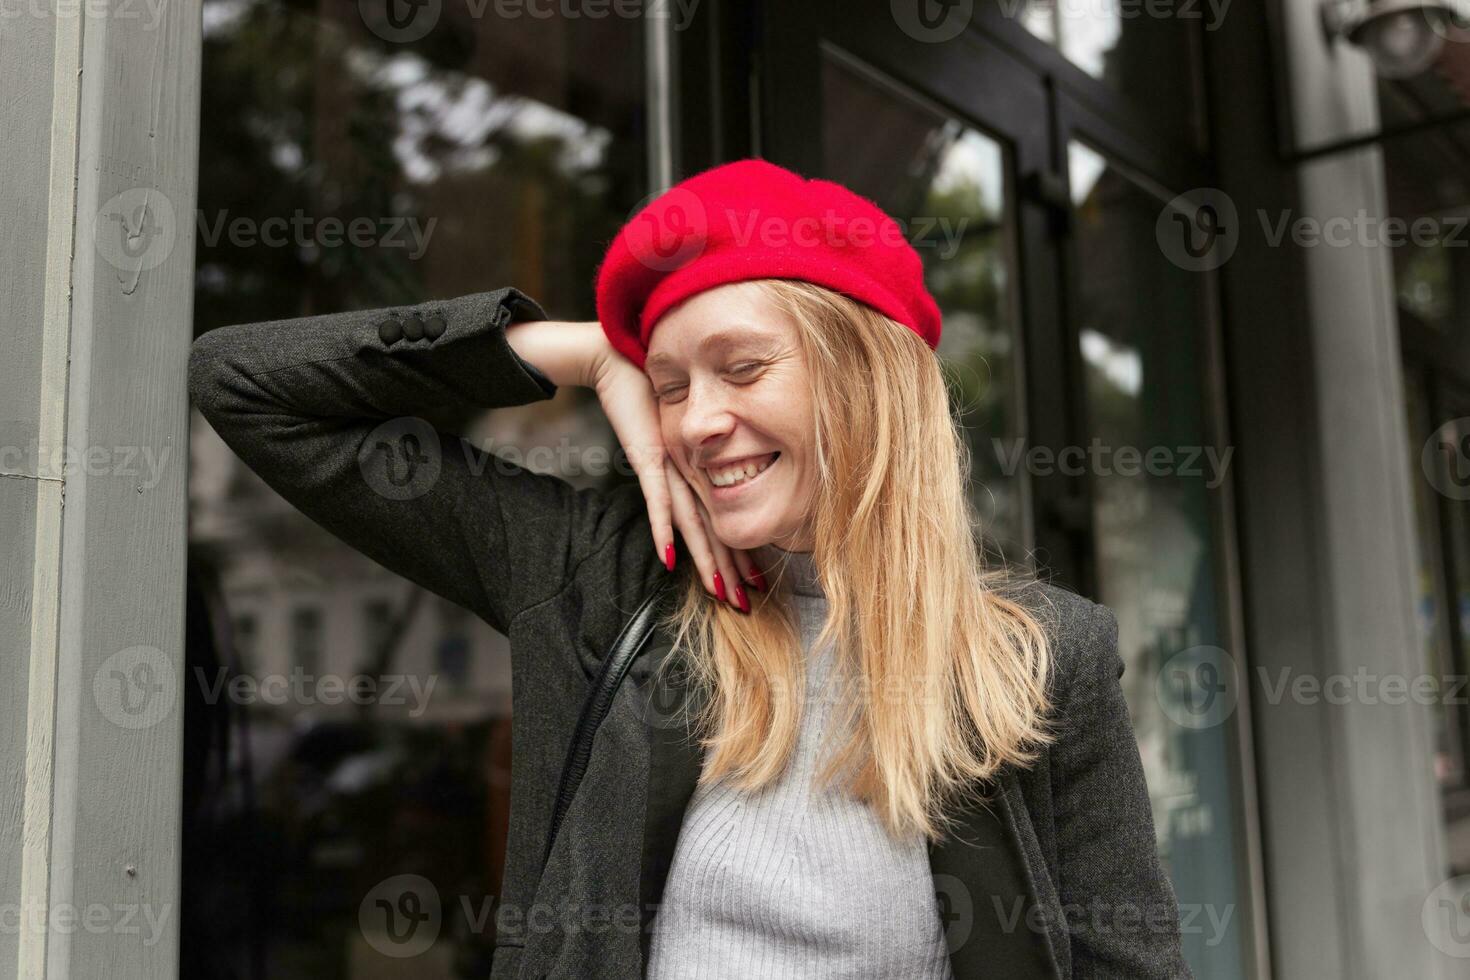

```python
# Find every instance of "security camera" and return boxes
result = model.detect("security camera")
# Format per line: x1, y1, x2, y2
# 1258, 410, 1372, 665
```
1321, 0, 1465, 79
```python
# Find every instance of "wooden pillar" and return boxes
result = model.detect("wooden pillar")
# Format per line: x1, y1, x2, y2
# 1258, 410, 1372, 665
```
1, 0, 201, 976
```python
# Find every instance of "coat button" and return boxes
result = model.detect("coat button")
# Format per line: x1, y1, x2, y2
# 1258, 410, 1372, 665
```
402, 314, 425, 341
377, 318, 403, 344
424, 313, 446, 340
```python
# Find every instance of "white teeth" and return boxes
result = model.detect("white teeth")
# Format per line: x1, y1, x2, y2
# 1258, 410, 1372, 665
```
707, 453, 777, 487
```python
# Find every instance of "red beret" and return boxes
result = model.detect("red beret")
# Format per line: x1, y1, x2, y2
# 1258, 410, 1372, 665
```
594, 158, 943, 370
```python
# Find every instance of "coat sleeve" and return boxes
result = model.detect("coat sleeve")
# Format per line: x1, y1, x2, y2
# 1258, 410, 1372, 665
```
187, 287, 651, 637
1050, 601, 1194, 979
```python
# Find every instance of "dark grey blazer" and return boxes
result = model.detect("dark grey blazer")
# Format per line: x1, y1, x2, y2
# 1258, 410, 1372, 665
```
188, 286, 1192, 980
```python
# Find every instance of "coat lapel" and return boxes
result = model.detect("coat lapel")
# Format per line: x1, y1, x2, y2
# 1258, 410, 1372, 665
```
928, 770, 1062, 979
633, 631, 706, 969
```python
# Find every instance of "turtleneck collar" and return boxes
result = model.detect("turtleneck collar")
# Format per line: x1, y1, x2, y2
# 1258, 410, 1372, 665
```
754, 542, 823, 598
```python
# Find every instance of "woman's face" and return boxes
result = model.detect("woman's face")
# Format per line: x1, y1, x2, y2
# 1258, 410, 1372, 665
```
644, 282, 817, 552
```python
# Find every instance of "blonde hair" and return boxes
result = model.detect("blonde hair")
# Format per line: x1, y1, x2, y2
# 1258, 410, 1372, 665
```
656, 278, 1056, 842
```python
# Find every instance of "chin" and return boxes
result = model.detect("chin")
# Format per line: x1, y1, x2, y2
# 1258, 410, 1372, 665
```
710, 523, 768, 552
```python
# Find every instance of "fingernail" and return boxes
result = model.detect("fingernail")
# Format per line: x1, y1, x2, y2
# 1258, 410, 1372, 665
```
713, 570, 727, 602
664, 543, 675, 572
735, 584, 750, 613
748, 567, 767, 592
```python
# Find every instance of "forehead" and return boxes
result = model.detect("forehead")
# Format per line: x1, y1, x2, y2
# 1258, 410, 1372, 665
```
644, 283, 793, 368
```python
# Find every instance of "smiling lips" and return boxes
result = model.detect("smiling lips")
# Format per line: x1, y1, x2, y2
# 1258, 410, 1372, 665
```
704, 451, 780, 488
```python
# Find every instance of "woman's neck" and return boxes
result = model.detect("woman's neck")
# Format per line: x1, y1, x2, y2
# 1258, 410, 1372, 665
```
754, 542, 823, 598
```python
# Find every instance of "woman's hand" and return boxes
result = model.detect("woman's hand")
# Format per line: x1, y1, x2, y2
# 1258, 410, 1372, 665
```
584, 330, 761, 614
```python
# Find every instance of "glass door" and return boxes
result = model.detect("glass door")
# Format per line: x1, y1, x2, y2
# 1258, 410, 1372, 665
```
762, 1, 1260, 976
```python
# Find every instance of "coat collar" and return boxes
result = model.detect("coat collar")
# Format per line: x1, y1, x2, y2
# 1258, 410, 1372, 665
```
631, 636, 1062, 980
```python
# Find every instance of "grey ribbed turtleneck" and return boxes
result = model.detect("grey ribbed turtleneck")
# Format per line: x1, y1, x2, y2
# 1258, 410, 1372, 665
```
645, 545, 955, 979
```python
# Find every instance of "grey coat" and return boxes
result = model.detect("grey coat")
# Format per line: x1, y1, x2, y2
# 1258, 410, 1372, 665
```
188, 286, 1192, 980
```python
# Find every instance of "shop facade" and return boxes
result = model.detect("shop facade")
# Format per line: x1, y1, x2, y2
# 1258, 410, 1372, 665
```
5, 0, 1468, 977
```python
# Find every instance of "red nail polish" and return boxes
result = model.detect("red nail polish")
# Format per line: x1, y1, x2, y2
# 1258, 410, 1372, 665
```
664, 543, 675, 572
735, 584, 750, 613
713, 570, 727, 602
748, 567, 767, 592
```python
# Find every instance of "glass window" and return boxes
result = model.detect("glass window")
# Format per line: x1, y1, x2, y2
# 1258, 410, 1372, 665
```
1012, 0, 1204, 144
290, 606, 324, 679
821, 48, 1030, 564
184, 0, 650, 974
1069, 140, 1246, 978
1408, 378, 1470, 874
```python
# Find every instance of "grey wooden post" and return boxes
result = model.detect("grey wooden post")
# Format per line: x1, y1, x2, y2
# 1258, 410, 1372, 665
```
1, 0, 201, 977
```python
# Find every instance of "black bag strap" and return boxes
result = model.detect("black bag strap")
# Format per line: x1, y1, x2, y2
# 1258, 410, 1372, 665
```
541, 579, 676, 871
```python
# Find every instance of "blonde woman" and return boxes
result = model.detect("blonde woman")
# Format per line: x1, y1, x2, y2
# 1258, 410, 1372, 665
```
188, 158, 1189, 979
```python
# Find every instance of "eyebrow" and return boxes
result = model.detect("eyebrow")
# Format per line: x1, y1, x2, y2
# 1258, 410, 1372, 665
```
645, 329, 782, 371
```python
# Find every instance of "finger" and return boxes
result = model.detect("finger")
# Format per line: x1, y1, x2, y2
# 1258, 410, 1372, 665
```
731, 545, 765, 592
693, 497, 747, 614
630, 445, 675, 572
667, 472, 724, 601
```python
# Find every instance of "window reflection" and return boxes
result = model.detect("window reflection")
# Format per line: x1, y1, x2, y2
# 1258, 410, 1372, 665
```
1069, 140, 1245, 978
185, 0, 648, 975
821, 49, 1030, 564
1013, 0, 1203, 143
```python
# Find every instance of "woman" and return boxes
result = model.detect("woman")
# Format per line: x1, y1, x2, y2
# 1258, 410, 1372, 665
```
188, 158, 1189, 979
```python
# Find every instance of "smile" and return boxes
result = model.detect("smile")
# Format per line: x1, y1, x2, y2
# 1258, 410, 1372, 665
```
704, 451, 780, 489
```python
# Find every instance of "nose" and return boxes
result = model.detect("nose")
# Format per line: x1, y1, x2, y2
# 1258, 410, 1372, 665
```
679, 376, 736, 463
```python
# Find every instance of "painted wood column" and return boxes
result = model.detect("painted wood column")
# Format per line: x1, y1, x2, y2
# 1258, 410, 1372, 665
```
1, 0, 201, 977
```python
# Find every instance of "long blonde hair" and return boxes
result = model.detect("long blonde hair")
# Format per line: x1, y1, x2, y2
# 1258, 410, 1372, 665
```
656, 278, 1056, 842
